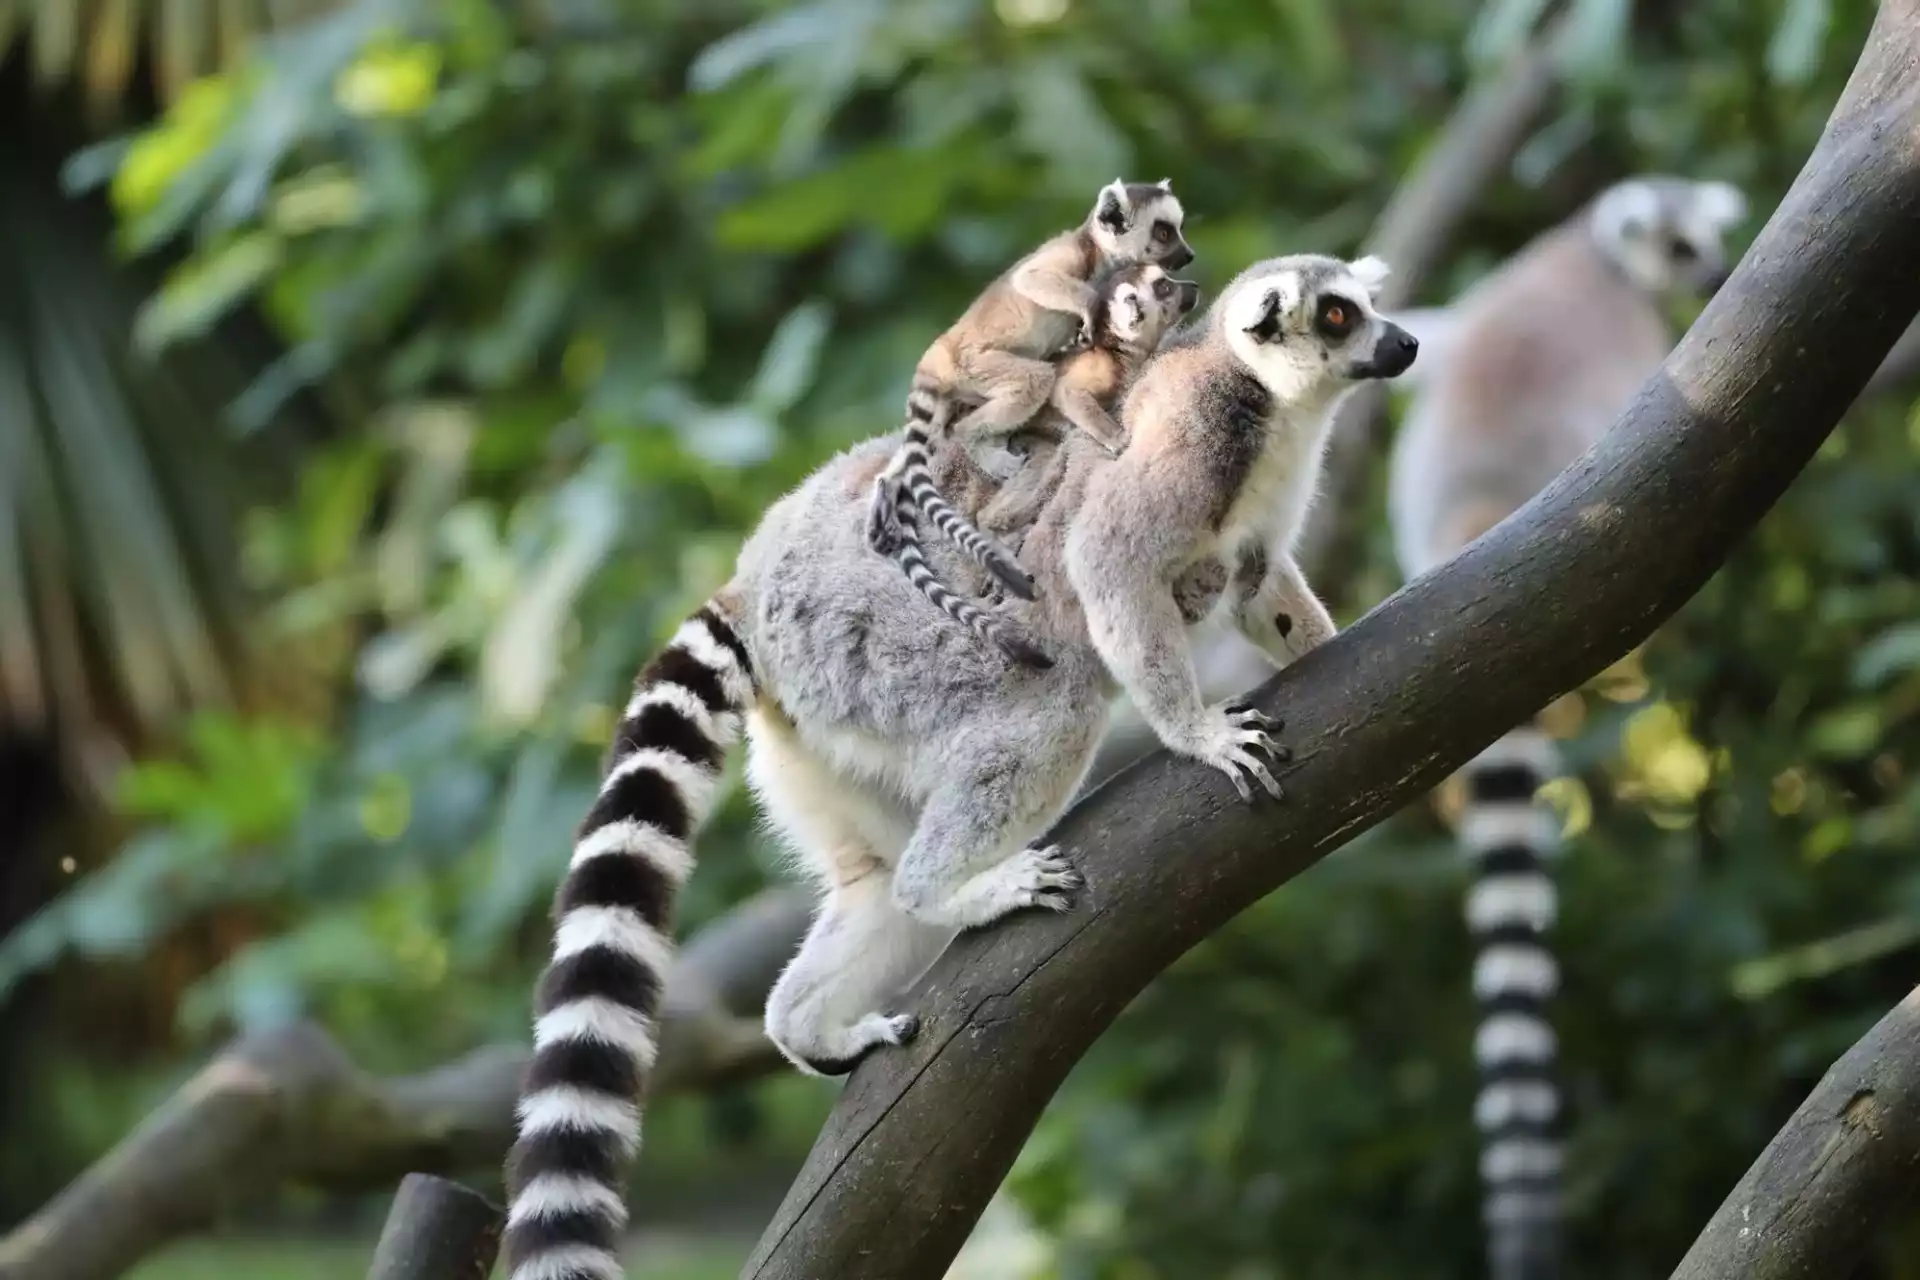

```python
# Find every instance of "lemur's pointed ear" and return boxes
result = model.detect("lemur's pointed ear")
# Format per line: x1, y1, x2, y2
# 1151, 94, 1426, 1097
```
1349, 255, 1391, 299
1696, 180, 1748, 229
1096, 179, 1130, 232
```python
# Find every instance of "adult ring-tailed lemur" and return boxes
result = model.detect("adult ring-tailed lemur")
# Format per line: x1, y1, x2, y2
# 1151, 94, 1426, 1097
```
498, 250, 1415, 1280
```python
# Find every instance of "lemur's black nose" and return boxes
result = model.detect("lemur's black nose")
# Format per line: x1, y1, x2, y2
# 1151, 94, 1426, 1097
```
1373, 323, 1418, 377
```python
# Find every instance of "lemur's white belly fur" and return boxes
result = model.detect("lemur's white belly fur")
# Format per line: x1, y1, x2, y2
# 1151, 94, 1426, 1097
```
1215, 410, 1333, 563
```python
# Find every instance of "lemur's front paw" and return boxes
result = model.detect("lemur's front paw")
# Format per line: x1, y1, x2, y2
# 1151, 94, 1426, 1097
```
1005, 844, 1081, 912
1189, 703, 1289, 801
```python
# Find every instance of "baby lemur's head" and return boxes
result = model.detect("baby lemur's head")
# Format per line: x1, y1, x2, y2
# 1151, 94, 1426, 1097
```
1219, 253, 1418, 400
1087, 178, 1195, 272
1588, 175, 1748, 297
1094, 262, 1201, 352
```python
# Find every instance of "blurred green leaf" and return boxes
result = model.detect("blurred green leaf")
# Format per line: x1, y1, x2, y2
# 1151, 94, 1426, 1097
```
1767, 0, 1834, 88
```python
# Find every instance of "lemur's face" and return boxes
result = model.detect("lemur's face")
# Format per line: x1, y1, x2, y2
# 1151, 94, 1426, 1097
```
1090, 179, 1195, 272
1104, 263, 1201, 347
1224, 254, 1417, 393
1592, 177, 1748, 296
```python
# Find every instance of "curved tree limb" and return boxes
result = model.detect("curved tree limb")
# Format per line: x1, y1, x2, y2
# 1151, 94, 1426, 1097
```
1088, 12, 1576, 785
1669, 984, 1920, 1280
739, 3, 1920, 1274
0, 888, 810, 1280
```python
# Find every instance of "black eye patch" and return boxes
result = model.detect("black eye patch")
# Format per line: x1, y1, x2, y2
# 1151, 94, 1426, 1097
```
1314, 294, 1357, 340
1151, 220, 1173, 242
1667, 235, 1700, 262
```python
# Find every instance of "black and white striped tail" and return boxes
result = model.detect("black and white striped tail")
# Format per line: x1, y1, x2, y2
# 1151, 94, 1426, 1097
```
1462, 725, 1564, 1280
866, 392, 1037, 602
894, 495, 1052, 669
500, 604, 755, 1280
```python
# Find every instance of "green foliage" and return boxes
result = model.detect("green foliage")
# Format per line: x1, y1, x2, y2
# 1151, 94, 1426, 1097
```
8, 0, 1920, 1271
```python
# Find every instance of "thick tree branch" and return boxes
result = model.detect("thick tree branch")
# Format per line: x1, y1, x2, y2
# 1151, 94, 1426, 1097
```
364, 1175, 502, 1280
1088, 15, 1575, 784
1669, 985, 1920, 1280
0, 888, 810, 1280
741, 4, 1920, 1275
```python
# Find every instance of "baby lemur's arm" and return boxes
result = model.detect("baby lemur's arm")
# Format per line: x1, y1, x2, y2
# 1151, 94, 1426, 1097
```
1050, 380, 1127, 457
1010, 237, 1102, 335
980, 346, 1125, 535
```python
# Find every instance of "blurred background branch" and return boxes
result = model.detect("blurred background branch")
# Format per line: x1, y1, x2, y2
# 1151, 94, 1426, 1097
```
0, 888, 809, 1280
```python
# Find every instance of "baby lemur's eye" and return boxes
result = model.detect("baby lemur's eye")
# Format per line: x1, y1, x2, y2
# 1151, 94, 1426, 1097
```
1668, 235, 1699, 262
1316, 296, 1356, 339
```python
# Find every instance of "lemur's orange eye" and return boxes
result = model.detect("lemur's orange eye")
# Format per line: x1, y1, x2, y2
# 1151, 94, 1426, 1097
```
1315, 295, 1357, 339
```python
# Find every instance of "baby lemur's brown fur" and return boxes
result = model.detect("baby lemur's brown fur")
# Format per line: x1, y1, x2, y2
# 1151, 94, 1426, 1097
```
868, 179, 1194, 604
881, 261, 1201, 667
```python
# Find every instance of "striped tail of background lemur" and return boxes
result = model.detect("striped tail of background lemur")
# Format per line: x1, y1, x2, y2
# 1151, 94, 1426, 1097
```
498, 604, 756, 1280
879, 260, 1201, 668
866, 177, 1193, 609
1386, 174, 1746, 1280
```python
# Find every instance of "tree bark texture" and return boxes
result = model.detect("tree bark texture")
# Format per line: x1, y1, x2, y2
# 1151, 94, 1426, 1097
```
741, 4, 1920, 1276
1668, 986, 1920, 1280
0, 888, 810, 1280
364, 1175, 502, 1280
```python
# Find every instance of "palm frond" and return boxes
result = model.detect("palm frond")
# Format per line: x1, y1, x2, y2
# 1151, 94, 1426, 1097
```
0, 129, 289, 786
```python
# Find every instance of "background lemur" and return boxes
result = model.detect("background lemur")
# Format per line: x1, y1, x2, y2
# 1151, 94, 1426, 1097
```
499, 253, 1412, 1280
884, 260, 1202, 668
867, 177, 1193, 600
1385, 174, 1746, 1280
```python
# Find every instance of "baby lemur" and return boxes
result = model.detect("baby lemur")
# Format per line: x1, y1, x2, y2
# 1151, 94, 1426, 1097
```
867, 178, 1193, 601
882, 260, 1202, 668
499, 251, 1415, 1280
